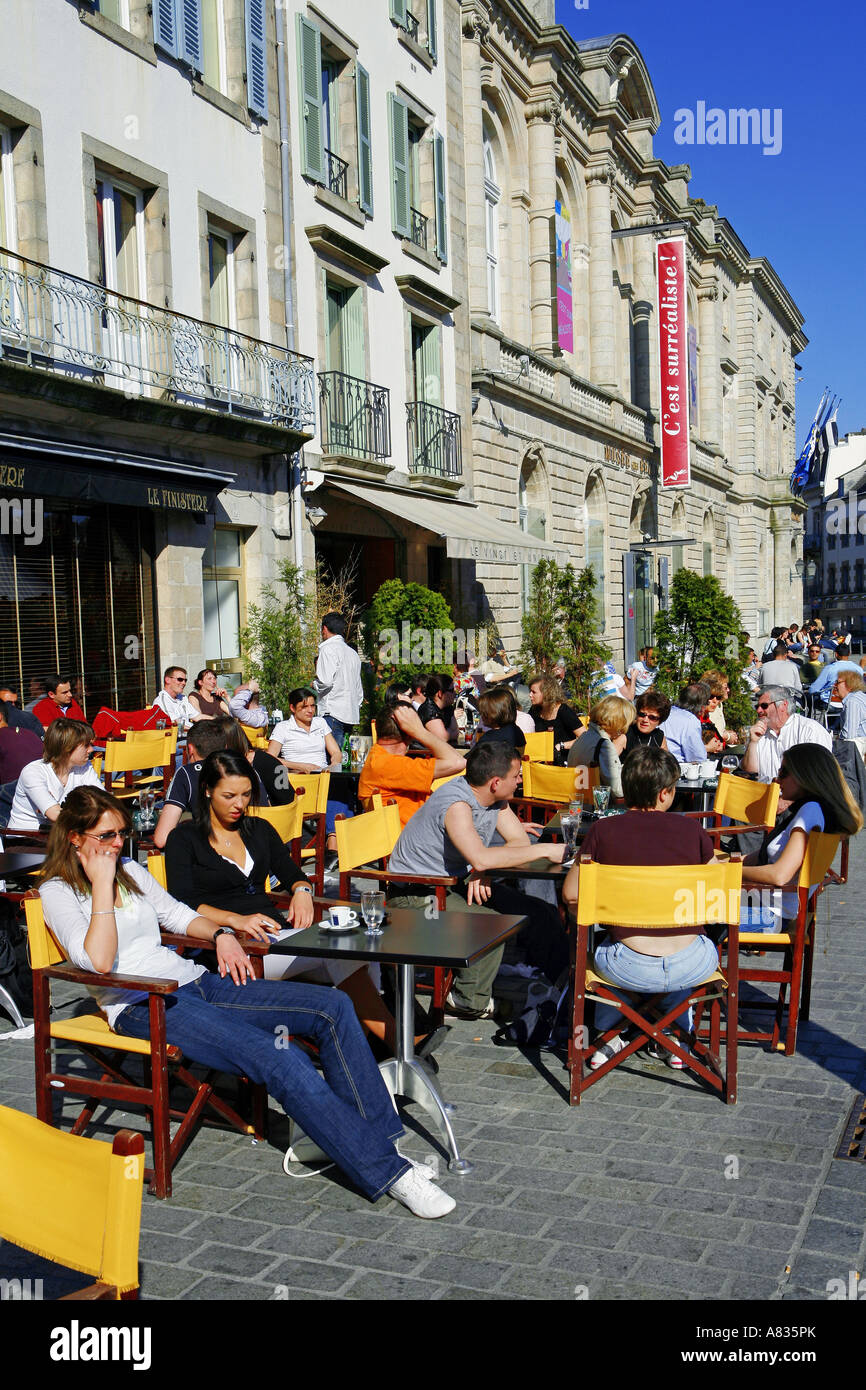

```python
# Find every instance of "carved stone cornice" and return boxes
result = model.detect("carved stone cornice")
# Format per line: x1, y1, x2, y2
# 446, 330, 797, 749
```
461, 2, 490, 44
698, 284, 720, 304
586, 160, 615, 189
526, 96, 562, 128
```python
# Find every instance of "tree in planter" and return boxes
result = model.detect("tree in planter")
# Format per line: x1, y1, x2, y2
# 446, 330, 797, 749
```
366, 578, 456, 701
653, 568, 753, 731
239, 561, 318, 715
558, 564, 611, 712
518, 558, 563, 676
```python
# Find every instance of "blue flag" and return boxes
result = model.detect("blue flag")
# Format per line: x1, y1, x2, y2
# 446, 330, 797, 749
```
790, 391, 828, 496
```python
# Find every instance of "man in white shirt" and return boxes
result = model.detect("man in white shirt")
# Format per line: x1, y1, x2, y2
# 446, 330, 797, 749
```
312, 612, 363, 746
741, 686, 832, 782
152, 667, 195, 729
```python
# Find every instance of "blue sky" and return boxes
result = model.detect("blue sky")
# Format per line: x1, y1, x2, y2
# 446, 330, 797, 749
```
554, 0, 866, 447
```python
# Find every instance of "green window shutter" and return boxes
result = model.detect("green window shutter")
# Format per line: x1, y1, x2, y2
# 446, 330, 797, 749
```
153, 0, 179, 57
426, 0, 437, 62
421, 324, 441, 403
342, 287, 366, 381
389, 0, 408, 26
388, 94, 410, 238
356, 64, 374, 217
433, 130, 447, 263
296, 15, 324, 183
245, 0, 269, 120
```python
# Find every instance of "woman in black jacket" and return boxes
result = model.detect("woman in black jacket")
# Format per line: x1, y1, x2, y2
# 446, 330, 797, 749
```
164, 751, 408, 1055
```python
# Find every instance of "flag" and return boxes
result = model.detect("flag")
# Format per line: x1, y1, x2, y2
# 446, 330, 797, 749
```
816, 403, 840, 486
790, 390, 828, 496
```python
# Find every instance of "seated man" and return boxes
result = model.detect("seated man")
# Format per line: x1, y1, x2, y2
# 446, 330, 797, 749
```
229, 676, 269, 728
386, 742, 567, 1019
808, 644, 863, 707
742, 686, 832, 783
32, 675, 86, 729
152, 716, 281, 848
836, 669, 866, 757
562, 746, 716, 1070
659, 682, 709, 766
359, 704, 464, 828
0, 700, 45, 827
152, 666, 194, 729
0, 683, 46, 737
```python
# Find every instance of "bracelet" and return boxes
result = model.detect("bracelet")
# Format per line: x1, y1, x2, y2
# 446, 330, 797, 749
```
213, 927, 236, 942
90, 910, 116, 916
293, 884, 313, 895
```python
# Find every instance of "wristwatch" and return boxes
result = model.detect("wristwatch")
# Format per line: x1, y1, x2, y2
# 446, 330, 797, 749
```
212, 927, 236, 943
293, 884, 313, 895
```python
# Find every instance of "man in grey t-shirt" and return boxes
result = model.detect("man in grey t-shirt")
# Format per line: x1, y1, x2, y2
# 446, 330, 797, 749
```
388, 742, 566, 1018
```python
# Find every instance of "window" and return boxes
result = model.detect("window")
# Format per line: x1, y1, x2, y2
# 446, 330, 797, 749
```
207, 225, 234, 329
203, 528, 244, 682
0, 123, 16, 255
827, 565, 836, 595
841, 563, 850, 595
200, 0, 226, 93
97, 0, 128, 24
96, 176, 145, 300
296, 16, 371, 213
325, 279, 364, 379
389, 93, 447, 262
702, 512, 713, 577
483, 129, 499, 321
585, 477, 606, 633
411, 320, 441, 404
390, 0, 438, 63
154, 1, 267, 117
855, 560, 864, 592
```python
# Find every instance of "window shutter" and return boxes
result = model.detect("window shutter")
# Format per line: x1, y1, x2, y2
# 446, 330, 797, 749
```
426, 0, 438, 62
433, 130, 447, 263
388, 94, 410, 238
153, 0, 179, 57
389, 0, 408, 26
421, 325, 441, 404
342, 287, 366, 381
356, 64, 374, 217
178, 0, 203, 72
245, 0, 269, 120
296, 15, 325, 183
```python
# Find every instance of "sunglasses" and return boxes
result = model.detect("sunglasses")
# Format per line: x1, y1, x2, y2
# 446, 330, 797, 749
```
636, 711, 661, 723
82, 829, 125, 844
755, 702, 775, 712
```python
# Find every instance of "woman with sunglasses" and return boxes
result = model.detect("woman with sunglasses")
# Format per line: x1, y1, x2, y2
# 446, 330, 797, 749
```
623, 689, 670, 756
8, 718, 100, 831
740, 742, 862, 930
38, 785, 457, 1219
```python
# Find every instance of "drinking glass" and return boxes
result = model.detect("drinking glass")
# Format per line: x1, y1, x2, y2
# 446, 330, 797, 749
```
568, 800, 584, 818
560, 814, 580, 861
361, 890, 386, 936
721, 755, 739, 776
593, 786, 611, 815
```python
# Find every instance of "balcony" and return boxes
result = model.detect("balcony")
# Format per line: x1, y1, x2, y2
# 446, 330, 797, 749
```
403, 10, 420, 41
318, 370, 391, 461
0, 248, 315, 431
324, 148, 349, 203
409, 207, 428, 252
406, 400, 462, 479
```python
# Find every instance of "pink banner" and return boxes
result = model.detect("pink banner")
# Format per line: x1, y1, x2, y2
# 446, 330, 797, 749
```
656, 237, 691, 487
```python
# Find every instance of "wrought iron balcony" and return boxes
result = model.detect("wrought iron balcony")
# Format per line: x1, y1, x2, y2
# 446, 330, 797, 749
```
0, 247, 315, 431
318, 370, 391, 460
406, 400, 462, 479
403, 10, 420, 40
324, 147, 349, 202
409, 207, 428, 251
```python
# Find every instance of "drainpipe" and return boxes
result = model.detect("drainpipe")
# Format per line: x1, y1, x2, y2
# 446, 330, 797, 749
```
275, 3, 306, 589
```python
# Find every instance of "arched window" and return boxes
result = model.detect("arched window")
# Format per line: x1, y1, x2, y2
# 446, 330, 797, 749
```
671, 497, 686, 576
702, 511, 714, 577
519, 449, 549, 614
584, 474, 607, 634
483, 127, 500, 322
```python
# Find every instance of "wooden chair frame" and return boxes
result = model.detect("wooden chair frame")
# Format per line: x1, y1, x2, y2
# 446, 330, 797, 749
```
569, 858, 743, 1106
511, 758, 599, 823
683, 772, 780, 841
102, 734, 175, 799
26, 893, 267, 1199
287, 772, 330, 896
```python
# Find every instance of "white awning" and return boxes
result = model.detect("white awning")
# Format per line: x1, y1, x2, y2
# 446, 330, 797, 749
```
326, 479, 558, 566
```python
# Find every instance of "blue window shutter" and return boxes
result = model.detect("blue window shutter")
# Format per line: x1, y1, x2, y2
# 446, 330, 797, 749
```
153, 0, 179, 57
296, 15, 325, 183
426, 0, 438, 62
433, 130, 447, 263
356, 64, 374, 217
245, 0, 268, 119
388, 93, 410, 238
178, 0, 203, 72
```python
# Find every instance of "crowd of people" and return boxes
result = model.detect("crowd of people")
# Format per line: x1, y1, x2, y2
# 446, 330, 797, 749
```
0, 610, 862, 1222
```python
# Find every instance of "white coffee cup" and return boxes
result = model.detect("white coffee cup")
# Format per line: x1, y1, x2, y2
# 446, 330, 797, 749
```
683, 763, 700, 780
699, 760, 717, 779
328, 906, 358, 928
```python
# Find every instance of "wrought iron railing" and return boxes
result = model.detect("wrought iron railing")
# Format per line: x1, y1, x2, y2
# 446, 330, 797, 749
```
0, 247, 315, 430
406, 400, 462, 478
403, 10, 420, 40
324, 148, 349, 202
409, 207, 428, 251
318, 370, 391, 460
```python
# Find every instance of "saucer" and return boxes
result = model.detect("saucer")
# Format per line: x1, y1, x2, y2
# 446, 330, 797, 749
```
318, 919, 360, 934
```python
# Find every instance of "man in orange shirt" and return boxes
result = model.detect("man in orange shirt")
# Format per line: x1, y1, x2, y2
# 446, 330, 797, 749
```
359, 703, 465, 827
32, 675, 86, 729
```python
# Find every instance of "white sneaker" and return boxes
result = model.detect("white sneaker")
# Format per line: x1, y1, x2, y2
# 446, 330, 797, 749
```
285, 1131, 437, 1181
444, 991, 495, 1020
388, 1167, 456, 1219
588, 1033, 627, 1071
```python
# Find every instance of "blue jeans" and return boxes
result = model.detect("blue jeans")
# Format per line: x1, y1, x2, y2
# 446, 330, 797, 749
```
593, 934, 720, 1033
113, 974, 408, 1201
324, 716, 351, 746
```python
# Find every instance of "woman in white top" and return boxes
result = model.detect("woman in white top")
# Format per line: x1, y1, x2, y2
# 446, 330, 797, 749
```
8, 719, 101, 831
740, 742, 861, 929
268, 687, 347, 854
37, 786, 456, 1219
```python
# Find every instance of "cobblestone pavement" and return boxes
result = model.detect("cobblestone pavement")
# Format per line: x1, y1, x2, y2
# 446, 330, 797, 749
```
1, 842, 864, 1303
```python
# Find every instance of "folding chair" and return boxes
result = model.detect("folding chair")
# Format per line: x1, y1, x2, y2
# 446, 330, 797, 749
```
248, 797, 305, 856
570, 858, 743, 1105
287, 771, 329, 895
430, 771, 464, 792
511, 758, 599, 823
684, 772, 780, 842
145, 851, 270, 980
239, 722, 269, 750
0, 1103, 143, 1299
731, 830, 842, 1055
102, 733, 175, 800
26, 892, 267, 1198
124, 725, 179, 757
523, 730, 554, 762
334, 803, 458, 1026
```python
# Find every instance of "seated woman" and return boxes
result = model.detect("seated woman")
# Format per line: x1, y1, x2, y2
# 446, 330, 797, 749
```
268, 687, 351, 857
187, 669, 231, 721
567, 695, 636, 802
38, 786, 454, 1218
416, 675, 460, 746
623, 689, 670, 757
8, 719, 101, 831
562, 746, 718, 1070
739, 742, 862, 931
475, 686, 526, 752
165, 751, 408, 1058
528, 674, 583, 764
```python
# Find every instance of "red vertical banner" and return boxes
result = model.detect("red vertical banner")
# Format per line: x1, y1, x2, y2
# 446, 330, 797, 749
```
656, 237, 691, 487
